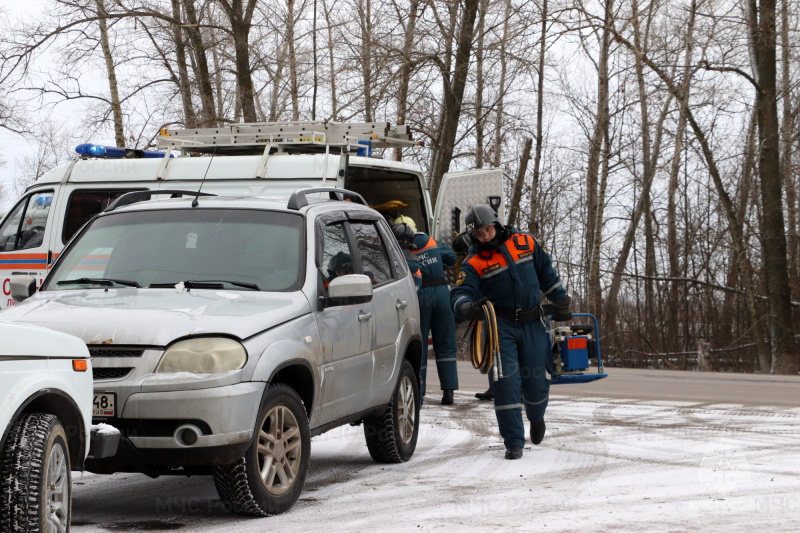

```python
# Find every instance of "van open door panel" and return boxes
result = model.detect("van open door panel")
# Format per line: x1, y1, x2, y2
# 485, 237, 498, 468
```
432, 168, 505, 245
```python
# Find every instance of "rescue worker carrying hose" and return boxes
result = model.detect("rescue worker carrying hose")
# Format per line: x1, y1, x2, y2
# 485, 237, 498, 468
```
393, 216, 459, 405
450, 205, 571, 459
392, 222, 423, 290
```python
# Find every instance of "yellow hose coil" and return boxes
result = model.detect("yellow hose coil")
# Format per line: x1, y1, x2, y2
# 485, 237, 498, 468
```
470, 300, 500, 375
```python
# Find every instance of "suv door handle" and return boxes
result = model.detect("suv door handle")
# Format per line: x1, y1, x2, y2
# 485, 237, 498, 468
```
358, 312, 373, 322
396, 300, 408, 310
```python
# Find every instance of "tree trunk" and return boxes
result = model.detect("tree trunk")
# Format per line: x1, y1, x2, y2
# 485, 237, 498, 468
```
95, 0, 124, 147
288, 0, 300, 120
394, 0, 421, 161
181, 0, 216, 126
507, 138, 533, 227
749, 0, 796, 373
584, 0, 612, 318
209, 26, 226, 122
169, 0, 196, 127
667, 0, 696, 354
269, 42, 288, 121
219, 0, 258, 122
493, 0, 512, 169
527, 0, 548, 236
473, 0, 487, 168
358, 0, 373, 121
428, 0, 480, 206
780, 0, 798, 289
324, 0, 338, 120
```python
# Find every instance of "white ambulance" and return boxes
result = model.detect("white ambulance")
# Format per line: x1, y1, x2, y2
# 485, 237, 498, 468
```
0, 121, 504, 310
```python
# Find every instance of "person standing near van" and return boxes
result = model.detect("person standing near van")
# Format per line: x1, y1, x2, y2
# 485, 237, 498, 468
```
392, 222, 423, 290
393, 216, 459, 405
450, 205, 571, 460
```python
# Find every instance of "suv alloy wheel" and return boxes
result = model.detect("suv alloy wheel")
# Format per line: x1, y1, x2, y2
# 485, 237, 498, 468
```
213, 383, 311, 516
363, 359, 420, 463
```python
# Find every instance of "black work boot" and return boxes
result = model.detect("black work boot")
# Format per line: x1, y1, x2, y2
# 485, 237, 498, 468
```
504, 446, 523, 460
530, 419, 546, 445
474, 388, 494, 401
441, 389, 454, 405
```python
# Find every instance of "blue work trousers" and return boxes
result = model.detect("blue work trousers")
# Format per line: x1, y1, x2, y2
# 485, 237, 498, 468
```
489, 317, 550, 448
418, 285, 459, 397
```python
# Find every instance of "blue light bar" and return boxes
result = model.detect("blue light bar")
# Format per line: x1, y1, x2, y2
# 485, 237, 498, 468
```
356, 140, 372, 157
75, 144, 126, 158
75, 144, 170, 159
142, 150, 170, 158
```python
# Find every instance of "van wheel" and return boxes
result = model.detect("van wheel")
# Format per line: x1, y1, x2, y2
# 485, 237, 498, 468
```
0, 413, 72, 533
364, 359, 420, 463
213, 383, 310, 516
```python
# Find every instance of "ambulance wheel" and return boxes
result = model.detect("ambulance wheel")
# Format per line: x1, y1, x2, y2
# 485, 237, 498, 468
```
363, 359, 420, 463
0, 413, 72, 532
213, 384, 310, 516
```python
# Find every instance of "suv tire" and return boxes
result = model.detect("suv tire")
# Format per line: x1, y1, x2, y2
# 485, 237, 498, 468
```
0, 413, 72, 532
213, 383, 310, 516
364, 359, 420, 463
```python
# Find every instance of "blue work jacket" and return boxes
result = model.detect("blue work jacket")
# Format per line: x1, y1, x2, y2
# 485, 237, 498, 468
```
451, 227, 566, 319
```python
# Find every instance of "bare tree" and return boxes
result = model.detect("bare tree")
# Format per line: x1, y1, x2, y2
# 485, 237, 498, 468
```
428, 0, 480, 205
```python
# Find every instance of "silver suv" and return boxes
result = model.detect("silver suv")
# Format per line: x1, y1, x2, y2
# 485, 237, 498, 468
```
3, 188, 423, 516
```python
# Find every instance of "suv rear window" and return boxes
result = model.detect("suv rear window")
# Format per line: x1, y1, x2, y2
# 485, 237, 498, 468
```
45, 209, 305, 292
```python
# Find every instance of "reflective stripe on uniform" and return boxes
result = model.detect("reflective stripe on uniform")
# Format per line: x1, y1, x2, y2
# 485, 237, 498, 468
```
436, 357, 458, 362
481, 265, 508, 279
414, 236, 438, 254
524, 396, 548, 406
452, 295, 469, 313
495, 403, 523, 410
543, 281, 562, 295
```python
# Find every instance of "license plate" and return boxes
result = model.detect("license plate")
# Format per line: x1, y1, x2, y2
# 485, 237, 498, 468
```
93, 393, 116, 417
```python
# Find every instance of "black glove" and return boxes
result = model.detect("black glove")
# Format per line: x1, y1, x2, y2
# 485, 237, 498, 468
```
452, 232, 472, 254
459, 302, 484, 321
552, 296, 572, 322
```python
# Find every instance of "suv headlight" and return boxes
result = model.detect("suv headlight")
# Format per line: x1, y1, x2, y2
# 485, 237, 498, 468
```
156, 337, 247, 373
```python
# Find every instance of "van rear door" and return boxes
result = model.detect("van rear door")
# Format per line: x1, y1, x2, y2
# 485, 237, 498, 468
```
432, 168, 505, 244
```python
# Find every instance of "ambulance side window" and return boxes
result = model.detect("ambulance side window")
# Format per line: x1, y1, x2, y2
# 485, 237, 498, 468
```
62, 189, 146, 243
0, 190, 54, 251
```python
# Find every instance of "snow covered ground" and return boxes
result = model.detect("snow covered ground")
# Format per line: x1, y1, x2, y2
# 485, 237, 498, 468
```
71, 391, 800, 532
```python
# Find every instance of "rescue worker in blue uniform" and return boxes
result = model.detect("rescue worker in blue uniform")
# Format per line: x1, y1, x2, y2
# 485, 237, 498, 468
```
450, 205, 571, 459
393, 216, 459, 405
392, 222, 423, 290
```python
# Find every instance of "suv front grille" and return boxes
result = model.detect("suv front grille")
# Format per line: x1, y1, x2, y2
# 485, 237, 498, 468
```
88, 346, 146, 358
93, 367, 134, 380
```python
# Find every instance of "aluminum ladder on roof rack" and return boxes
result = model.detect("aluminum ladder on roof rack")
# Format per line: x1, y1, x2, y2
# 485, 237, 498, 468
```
155, 121, 421, 156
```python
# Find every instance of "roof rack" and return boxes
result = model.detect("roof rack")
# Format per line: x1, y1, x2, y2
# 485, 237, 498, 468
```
287, 187, 368, 211
156, 121, 422, 156
105, 190, 216, 212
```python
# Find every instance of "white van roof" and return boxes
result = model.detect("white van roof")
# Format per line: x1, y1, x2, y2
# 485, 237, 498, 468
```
34, 153, 425, 186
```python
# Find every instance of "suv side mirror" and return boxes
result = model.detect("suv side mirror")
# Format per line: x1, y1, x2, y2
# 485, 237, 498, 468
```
10, 275, 37, 303
327, 274, 372, 306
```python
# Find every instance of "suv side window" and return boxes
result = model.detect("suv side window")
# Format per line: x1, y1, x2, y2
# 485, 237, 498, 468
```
321, 222, 355, 287
350, 222, 392, 285
0, 190, 54, 251
376, 219, 408, 280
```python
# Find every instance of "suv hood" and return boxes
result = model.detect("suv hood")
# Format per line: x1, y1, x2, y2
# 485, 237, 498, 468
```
0, 322, 89, 358
0, 289, 311, 346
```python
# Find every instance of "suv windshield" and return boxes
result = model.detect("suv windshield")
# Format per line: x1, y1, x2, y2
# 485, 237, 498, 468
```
44, 208, 305, 292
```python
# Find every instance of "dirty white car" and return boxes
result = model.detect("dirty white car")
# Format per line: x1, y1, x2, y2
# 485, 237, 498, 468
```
0, 322, 119, 532
2, 188, 423, 516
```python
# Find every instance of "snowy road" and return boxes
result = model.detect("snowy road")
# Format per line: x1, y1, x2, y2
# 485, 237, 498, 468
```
70, 389, 800, 532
